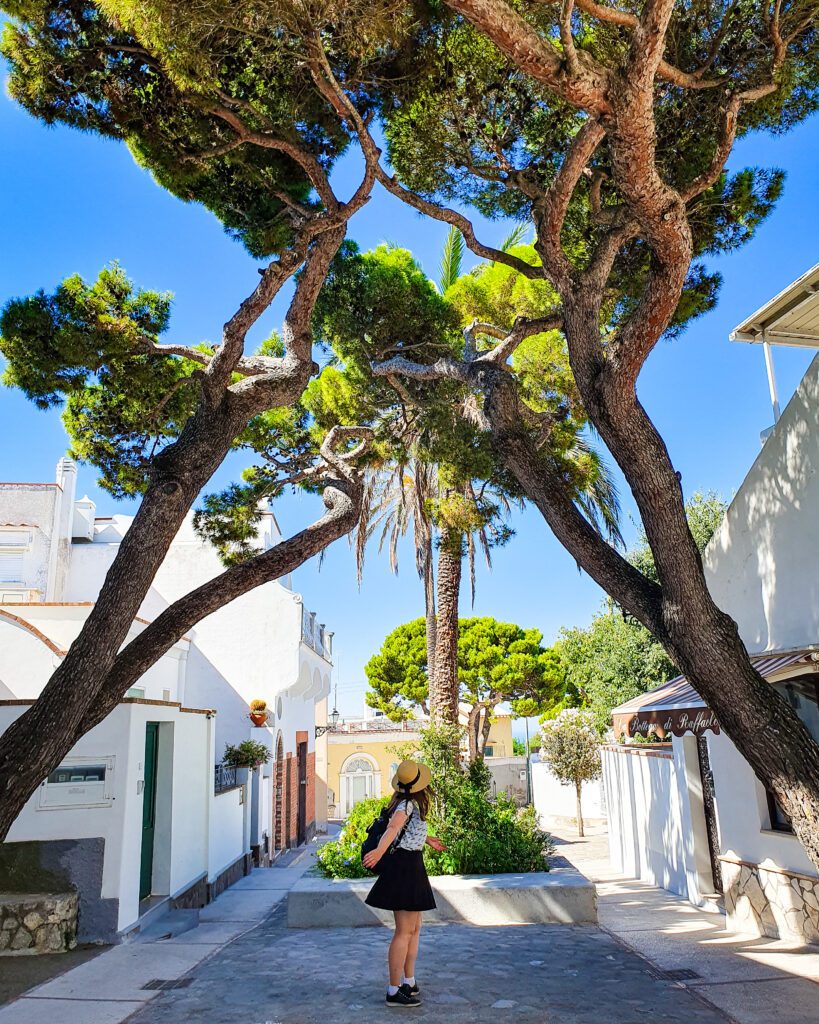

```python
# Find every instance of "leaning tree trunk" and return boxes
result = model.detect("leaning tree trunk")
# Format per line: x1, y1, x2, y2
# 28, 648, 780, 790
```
482, 337, 819, 870
0, 398, 254, 838
575, 781, 585, 838
431, 525, 462, 727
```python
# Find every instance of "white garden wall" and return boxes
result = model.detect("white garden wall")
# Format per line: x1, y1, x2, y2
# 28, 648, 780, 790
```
601, 744, 689, 897
532, 760, 605, 824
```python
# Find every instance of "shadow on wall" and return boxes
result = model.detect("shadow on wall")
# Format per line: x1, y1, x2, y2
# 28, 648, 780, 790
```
0, 838, 118, 944
704, 355, 819, 653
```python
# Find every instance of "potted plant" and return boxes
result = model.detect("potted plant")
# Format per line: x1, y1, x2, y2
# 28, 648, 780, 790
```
249, 699, 268, 727
223, 740, 272, 770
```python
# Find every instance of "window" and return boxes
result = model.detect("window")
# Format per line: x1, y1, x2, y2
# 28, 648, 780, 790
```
0, 529, 31, 585
38, 757, 114, 809
763, 675, 819, 833
126, 687, 146, 699
484, 745, 495, 757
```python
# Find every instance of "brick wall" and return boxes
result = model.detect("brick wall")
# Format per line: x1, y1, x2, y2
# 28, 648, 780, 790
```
271, 736, 318, 854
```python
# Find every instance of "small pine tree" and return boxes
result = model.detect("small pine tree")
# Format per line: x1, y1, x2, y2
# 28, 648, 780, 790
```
539, 709, 601, 837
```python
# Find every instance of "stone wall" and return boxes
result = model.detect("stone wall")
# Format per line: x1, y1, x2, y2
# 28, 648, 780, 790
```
0, 892, 78, 954
722, 857, 819, 945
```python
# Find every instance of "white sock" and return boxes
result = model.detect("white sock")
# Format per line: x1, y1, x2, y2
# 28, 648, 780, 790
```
403, 976, 415, 987
387, 985, 399, 996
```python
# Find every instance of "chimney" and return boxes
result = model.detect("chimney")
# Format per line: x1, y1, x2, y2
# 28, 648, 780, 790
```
72, 495, 97, 542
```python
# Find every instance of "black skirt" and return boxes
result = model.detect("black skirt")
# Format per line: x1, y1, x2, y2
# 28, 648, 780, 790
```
365, 849, 436, 913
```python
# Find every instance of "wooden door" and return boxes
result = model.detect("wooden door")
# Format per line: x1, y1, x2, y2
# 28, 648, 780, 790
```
139, 723, 159, 901
297, 741, 308, 846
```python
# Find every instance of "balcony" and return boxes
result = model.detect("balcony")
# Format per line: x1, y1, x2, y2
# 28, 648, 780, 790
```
301, 606, 332, 662
214, 763, 247, 794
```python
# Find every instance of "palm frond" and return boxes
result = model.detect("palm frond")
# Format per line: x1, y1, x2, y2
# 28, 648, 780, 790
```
500, 221, 529, 252
439, 226, 465, 293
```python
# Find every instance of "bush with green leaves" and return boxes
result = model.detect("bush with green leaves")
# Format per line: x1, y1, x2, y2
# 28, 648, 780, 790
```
315, 796, 389, 879
222, 740, 271, 769
316, 725, 551, 879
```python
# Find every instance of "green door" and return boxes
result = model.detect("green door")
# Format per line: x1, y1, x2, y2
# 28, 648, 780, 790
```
139, 723, 159, 901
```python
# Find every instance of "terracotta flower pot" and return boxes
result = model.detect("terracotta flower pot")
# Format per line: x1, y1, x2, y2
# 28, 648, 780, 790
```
250, 711, 268, 727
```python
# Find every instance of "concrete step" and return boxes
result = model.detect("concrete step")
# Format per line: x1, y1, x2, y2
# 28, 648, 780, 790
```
288, 868, 598, 928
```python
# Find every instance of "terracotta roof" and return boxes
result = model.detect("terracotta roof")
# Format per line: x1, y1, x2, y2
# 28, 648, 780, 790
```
612, 647, 819, 716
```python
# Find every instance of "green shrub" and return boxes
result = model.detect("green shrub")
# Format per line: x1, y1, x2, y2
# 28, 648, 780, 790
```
316, 725, 552, 880
421, 725, 552, 875
222, 740, 271, 768
316, 796, 388, 879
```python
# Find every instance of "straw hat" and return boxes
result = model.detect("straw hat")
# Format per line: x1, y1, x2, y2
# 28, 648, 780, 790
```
391, 759, 432, 795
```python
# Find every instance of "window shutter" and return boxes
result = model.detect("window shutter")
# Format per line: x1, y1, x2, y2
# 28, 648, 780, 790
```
0, 551, 24, 583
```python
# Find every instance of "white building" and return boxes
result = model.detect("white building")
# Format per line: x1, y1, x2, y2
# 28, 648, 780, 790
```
603, 345, 819, 946
0, 458, 332, 942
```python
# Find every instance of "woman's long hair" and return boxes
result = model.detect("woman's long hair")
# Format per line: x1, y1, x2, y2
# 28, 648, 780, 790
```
388, 785, 432, 821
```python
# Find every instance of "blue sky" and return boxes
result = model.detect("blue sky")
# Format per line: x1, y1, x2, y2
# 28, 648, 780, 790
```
1, 68, 818, 719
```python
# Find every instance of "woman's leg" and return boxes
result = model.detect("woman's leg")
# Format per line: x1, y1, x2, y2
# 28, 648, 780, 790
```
403, 913, 422, 981
389, 911, 416, 988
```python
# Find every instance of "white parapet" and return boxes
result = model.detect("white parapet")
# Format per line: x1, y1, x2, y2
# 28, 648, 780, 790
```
287, 869, 597, 928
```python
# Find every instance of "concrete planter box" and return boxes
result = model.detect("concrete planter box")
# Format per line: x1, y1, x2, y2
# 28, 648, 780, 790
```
287, 868, 597, 928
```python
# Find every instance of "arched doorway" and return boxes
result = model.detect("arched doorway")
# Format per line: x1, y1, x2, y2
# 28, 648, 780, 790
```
274, 733, 285, 854
340, 754, 380, 816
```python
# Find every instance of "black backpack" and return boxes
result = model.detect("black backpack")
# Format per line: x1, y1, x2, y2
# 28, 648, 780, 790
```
361, 802, 412, 873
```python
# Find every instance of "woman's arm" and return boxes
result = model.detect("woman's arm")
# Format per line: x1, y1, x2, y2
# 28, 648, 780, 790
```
362, 809, 408, 868
425, 835, 447, 852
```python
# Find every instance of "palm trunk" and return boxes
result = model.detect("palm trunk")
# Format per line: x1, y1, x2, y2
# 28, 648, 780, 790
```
467, 705, 481, 761
431, 525, 462, 726
576, 781, 585, 838
423, 535, 437, 693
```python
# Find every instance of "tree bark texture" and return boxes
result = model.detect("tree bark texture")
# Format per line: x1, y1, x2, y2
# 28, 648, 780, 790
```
431, 527, 462, 727
576, 781, 585, 838
423, 536, 437, 695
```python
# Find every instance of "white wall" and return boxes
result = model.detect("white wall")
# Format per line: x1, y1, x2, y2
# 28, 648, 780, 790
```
703, 354, 819, 654
602, 745, 689, 897
1, 700, 212, 934
707, 729, 816, 878
209, 785, 248, 880
532, 760, 605, 823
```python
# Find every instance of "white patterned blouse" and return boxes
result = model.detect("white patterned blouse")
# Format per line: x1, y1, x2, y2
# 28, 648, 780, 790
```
394, 799, 428, 851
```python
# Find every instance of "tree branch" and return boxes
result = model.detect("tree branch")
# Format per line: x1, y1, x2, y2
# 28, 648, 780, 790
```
75, 467, 367, 736
376, 168, 543, 280
443, 0, 611, 114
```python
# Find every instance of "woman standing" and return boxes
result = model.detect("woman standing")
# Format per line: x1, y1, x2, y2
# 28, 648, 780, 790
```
363, 760, 447, 1008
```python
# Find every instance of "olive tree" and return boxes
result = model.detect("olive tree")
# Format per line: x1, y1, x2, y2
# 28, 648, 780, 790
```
540, 709, 602, 837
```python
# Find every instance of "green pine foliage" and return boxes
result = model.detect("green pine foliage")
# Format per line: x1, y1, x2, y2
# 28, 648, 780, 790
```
365, 616, 564, 721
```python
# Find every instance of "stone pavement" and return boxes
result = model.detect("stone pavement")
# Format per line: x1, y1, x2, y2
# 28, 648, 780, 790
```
545, 818, 819, 1024
123, 909, 732, 1024
0, 853, 316, 1024
2, 824, 817, 1024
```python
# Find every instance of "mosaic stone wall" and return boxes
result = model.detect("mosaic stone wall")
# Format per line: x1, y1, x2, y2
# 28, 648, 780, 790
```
722, 858, 819, 945
0, 892, 78, 954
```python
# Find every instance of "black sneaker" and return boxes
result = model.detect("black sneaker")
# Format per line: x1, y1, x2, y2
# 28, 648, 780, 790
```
402, 982, 421, 999
386, 988, 420, 1008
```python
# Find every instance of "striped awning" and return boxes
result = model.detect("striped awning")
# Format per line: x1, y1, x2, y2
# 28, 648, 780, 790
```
611, 647, 819, 739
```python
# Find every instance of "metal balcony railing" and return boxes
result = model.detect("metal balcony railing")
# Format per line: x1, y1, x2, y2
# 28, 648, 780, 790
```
214, 763, 247, 794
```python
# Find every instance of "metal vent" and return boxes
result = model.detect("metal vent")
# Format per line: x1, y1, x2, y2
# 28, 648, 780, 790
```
658, 968, 701, 982
142, 978, 194, 991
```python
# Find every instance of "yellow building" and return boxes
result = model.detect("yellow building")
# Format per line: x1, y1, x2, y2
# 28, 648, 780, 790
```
322, 713, 515, 819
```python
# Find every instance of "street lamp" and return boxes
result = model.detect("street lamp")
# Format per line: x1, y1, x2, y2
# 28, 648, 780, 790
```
316, 706, 340, 738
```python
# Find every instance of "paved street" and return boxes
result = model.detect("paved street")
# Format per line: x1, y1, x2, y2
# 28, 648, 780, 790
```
2, 826, 817, 1024
124, 909, 729, 1024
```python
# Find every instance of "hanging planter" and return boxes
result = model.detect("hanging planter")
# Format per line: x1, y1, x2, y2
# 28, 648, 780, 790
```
249, 699, 269, 727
